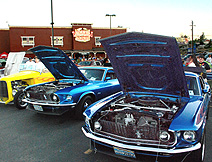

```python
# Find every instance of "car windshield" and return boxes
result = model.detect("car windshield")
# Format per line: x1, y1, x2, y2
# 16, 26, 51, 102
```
186, 76, 200, 96
19, 64, 45, 73
80, 68, 104, 81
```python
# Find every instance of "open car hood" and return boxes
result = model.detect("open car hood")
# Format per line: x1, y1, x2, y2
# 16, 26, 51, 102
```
4, 52, 26, 76
100, 32, 189, 98
29, 46, 88, 81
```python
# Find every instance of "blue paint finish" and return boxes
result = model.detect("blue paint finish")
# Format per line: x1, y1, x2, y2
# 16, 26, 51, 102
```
110, 40, 167, 46
82, 33, 211, 161
100, 32, 189, 98
29, 46, 88, 81
25, 46, 122, 115
116, 54, 170, 58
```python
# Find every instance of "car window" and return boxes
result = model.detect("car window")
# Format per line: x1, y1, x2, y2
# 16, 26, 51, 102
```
199, 75, 205, 90
106, 70, 117, 80
80, 69, 104, 81
186, 76, 200, 95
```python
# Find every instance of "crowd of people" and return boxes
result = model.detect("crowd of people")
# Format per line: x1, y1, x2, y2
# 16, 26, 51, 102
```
69, 55, 111, 66
184, 54, 211, 81
25, 56, 45, 72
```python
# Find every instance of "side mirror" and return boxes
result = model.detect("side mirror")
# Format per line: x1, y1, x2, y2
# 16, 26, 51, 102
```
203, 89, 208, 93
203, 84, 210, 93
105, 77, 111, 81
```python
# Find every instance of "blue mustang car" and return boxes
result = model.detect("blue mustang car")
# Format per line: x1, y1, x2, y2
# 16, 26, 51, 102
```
22, 46, 121, 119
82, 32, 211, 161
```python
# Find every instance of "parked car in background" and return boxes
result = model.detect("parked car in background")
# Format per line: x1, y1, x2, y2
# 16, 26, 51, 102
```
78, 60, 102, 66
0, 60, 55, 108
0, 59, 6, 69
82, 32, 211, 162
23, 46, 121, 119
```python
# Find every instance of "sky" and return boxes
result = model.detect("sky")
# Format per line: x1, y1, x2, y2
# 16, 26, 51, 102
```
1, 0, 212, 39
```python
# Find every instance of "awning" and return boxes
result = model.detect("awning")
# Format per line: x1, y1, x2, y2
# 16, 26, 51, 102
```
0, 52, 8, 59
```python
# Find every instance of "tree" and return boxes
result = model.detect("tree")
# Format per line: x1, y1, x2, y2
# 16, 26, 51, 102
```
199, 32, 205, 45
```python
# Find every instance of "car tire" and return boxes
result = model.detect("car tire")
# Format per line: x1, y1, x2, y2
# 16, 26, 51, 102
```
189, 132, 205, 162
14, 91, 28, 109
197, 133, 206, 162
75, 96, 93, 120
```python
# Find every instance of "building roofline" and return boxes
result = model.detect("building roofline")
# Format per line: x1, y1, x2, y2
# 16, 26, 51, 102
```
92, 27, 127, 30
0, 28, 9, 30
71, 23, 93, 26
9, 26, 72, 29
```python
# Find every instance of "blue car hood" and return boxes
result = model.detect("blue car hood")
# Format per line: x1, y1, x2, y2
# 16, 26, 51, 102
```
29, 46, 88, 81
100, 32, 189, 98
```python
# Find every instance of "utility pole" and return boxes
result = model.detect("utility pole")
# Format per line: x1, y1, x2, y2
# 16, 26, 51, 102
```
190, 21, 196, 54
51, 0, 54, 47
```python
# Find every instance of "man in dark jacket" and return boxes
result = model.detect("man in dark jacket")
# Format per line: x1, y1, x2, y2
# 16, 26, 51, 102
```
198, 54, 211, 80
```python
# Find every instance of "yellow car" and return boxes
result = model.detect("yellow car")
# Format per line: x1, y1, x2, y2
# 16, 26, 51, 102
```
0, 63, 55, 109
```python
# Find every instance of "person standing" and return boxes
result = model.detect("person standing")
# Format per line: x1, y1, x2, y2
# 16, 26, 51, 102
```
25, 57, 35, 70
186, 55, 199, 67
198, 54, 211, 81
34, 56, 45, 72
206, 54, 212, 64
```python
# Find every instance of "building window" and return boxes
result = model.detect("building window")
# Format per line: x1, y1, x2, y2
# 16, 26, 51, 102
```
50, 36, 64, 46
21, 36, 35, 47
95, 37, 101, 46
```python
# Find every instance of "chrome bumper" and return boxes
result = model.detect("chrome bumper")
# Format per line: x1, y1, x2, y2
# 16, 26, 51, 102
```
82, 127, 201, 154
22, 99, 76, 107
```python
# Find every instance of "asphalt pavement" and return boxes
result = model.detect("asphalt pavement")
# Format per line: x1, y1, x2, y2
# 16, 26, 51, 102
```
0, 103, 212, 162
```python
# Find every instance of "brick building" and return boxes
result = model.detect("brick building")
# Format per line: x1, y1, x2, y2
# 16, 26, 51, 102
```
0, 29, 10, 53
0, 23, 127, 58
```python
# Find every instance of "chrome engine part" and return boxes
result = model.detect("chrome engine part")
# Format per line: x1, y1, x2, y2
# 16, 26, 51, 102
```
25, 81, 73, 101
92, 96, 179, 146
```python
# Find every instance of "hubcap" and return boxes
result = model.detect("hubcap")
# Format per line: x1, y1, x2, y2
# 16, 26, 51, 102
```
84, 100, 92, 109
18, 93, 27, 107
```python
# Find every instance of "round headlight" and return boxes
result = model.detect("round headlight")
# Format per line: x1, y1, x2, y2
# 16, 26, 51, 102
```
94, 121, 102, 131
12, 89, 18, 96
159, 131, 170, 142
183, 131, 196, 142
26, 92, 30, 98
51, 94, 59, 102
66, 95, 72, 101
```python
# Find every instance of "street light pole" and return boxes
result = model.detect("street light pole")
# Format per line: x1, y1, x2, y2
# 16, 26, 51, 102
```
51, 0, 54, 47
106, 14, 116, 35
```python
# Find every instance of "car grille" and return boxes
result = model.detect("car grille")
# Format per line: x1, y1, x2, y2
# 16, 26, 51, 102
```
99, 120, 158, 140
0, 81, 8, 98
94, 110, 176, 146
28, 91, 52, 101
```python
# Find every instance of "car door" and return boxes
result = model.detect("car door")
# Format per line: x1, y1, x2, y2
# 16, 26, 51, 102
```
95, 69, 120, 100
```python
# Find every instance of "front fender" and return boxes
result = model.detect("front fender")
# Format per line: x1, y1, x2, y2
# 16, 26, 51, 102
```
83, 91, 123, 119
77, 91, 96, 104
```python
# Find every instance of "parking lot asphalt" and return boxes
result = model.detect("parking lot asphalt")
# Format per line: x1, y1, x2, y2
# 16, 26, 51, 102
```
0, 103, 212, 162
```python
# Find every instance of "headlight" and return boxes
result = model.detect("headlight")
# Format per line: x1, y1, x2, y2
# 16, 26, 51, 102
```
159, 131, 170, 142
51, 94, 60, 102
66, 95, 72, 101
94, 121, 102, 131
26, 92, 30, 98
85, 116, 90, 127
12, 89, 18, 96
11, 80, 21, 89
183, 131, 196, 142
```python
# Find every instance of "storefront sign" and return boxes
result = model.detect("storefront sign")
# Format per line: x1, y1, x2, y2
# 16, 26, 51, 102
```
72, 28, 93, 42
